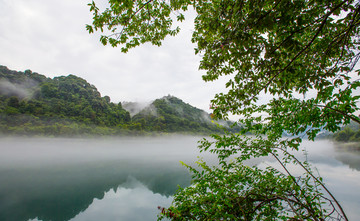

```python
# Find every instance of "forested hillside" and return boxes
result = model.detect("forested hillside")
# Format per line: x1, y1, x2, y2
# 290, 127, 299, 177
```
0, 66, 234, 136
0, 65, 132, 135
131, 95, 237, 133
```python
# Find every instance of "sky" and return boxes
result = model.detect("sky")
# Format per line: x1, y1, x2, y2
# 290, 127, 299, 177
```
0, 0, 229, 112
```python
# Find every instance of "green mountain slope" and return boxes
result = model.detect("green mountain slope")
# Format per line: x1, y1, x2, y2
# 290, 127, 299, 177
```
0, 66, 130, 135
131, 95, 235, 133
0, 65, 236, 136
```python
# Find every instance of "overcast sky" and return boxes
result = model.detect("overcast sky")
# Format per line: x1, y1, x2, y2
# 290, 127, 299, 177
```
0, 0, 230, 112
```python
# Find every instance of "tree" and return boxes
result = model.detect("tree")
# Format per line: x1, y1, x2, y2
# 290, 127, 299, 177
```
88, 0, 360, 220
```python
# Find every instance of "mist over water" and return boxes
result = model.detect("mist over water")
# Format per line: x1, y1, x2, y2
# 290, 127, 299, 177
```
0, 136, 206, 167
0, 137, 359, 221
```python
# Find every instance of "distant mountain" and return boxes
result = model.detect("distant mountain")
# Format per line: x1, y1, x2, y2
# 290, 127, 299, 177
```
130, 95, 238, 133
0, 65, 237, 136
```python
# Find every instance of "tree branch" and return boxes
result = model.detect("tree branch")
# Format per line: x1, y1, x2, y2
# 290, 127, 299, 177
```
276, 147, 349, 221
247, 0, 350, 103
315, 104, 360, 125
112, 0, 154, 39
269, 152, 321, 219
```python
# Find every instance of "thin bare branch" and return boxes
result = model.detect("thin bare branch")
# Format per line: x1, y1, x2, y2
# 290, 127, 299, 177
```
277, 147, 349, 221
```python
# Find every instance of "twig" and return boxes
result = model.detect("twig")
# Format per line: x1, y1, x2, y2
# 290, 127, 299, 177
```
277, 147, 349, 221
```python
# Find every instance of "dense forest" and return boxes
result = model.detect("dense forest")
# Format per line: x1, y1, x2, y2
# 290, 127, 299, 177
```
0, 65, 237, 136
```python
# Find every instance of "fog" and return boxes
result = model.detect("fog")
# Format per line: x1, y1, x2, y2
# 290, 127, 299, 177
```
0, 136, 217, 168
0, 79, 37, 99
122, 101, 152, 117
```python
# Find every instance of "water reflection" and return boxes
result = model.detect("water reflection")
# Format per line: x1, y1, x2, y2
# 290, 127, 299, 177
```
0, 137, 359, 221
0, 162, 190, 221
70, 177, 173, 221
334, 142, 360, 171
0, 136, 205, 221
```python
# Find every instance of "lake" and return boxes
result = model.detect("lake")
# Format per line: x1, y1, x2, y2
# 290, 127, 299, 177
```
0, 136, 359, 221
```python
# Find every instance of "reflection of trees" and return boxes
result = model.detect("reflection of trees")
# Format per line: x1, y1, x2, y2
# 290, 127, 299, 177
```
0, 160, 191, 221
334, 144, 360, 171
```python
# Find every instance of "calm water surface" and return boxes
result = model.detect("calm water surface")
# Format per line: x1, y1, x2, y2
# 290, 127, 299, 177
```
0, 136, 359, 221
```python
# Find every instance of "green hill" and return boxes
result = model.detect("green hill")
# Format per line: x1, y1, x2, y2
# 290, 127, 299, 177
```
0, 65, 130, 136
0, 65, 236, 136
130, 95, 237, 133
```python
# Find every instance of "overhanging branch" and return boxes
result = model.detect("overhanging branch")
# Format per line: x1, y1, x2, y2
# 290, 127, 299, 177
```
315, 104, 360, 125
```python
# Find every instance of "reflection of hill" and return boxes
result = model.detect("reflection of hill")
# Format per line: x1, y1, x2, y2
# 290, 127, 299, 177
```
334, 143, 360, 171
0, 160, 191, 221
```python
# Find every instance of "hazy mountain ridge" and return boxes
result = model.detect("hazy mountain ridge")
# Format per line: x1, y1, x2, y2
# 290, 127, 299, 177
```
0, 65, 236, 136
0, 66, 47, 99
130, 95, 227, 133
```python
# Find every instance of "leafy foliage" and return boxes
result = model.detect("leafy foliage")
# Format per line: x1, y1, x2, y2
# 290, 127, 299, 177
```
88, 0, 360, 220
86, 0, 183, 52
88, 0, 360, 137
159, 159, 332, 220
